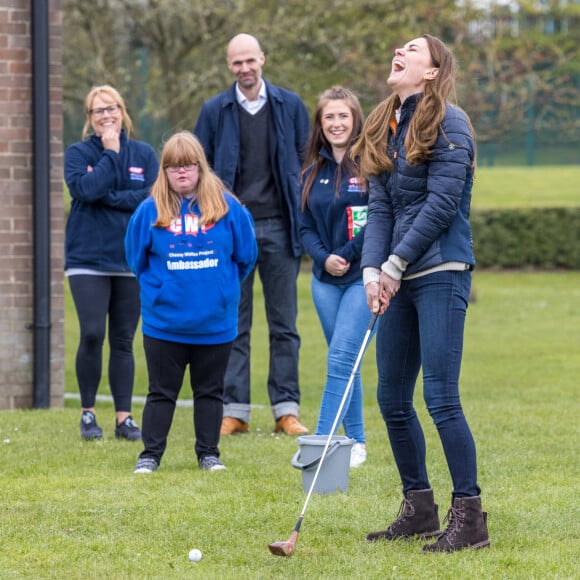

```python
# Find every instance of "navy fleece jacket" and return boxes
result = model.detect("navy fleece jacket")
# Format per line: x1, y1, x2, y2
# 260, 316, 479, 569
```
300, 149, 368, 285
64, 130, 159, 271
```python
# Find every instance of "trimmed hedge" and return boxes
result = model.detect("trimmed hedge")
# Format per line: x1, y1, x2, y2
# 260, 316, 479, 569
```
471, 207, 580, 269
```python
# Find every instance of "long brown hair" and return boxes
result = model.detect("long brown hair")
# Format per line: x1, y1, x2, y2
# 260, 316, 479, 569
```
151, 131, 230, 228
301, 86, 365, 210
352, 35, 465, 176
82, 85, 133, 140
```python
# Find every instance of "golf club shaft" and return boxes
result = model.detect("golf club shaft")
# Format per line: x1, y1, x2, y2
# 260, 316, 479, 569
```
297, 312, 378, 518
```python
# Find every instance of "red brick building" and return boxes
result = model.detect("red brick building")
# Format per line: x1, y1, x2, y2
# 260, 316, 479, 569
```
0, 1, 64, 409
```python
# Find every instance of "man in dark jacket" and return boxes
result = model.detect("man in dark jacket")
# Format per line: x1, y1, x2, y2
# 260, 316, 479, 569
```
194, 33, 310, 436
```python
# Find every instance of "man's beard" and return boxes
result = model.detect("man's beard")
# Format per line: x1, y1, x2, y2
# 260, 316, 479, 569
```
239, 75, 258, 89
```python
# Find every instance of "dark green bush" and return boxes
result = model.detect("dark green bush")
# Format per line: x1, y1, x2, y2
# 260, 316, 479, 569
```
472, 207, 580, 269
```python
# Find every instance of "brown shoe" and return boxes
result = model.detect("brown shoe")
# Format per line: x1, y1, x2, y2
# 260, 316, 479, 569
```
274, 415, 309, 435
422, 496, 490, 553
367, 489, 441, 542
220, 417, 249, 436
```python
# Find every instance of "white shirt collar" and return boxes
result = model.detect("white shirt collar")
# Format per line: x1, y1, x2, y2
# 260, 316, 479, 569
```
235, 81, 267, 115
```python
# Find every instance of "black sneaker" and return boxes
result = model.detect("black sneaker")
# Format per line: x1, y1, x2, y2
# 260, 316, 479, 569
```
115, 416, 142, 441
199, 455, 227, 471
134, 457, 158, 474
80, 411, 103, 440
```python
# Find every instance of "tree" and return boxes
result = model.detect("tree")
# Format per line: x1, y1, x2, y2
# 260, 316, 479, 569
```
62, 0, 580, 163
458, 0, 580, 164
63, 0, 126, 143
117, 0, 241, 132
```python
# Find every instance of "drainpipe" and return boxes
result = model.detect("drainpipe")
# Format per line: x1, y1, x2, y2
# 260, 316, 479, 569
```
31, 0, 51, 408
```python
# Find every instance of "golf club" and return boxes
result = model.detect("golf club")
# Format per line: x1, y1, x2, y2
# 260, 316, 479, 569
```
268, 311, 379, 557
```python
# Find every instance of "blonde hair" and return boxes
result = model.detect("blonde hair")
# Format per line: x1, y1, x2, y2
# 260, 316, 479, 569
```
82, 85, 134, 140
152, 131, 230, 228
352, 35, 471, 176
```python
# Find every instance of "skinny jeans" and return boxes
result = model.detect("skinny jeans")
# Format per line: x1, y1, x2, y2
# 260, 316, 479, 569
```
311, 276, 375, 444
223, 217, 301, 422
139, 336, 232, 464
376, 270, 480, 498
68, 274, 140, 411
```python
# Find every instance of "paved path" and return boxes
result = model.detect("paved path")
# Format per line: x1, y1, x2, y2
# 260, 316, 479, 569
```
64, 392, 265, 409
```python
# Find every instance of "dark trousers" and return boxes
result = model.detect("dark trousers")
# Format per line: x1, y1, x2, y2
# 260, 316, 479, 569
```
139, 335, 233, 464
376, 270, 480, 498
223, 217, 301, 422
68, 275, 140, 411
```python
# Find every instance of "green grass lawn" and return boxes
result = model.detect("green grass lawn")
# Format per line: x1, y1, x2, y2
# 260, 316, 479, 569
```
2, 271, 579, 578
472, 166, 580, 209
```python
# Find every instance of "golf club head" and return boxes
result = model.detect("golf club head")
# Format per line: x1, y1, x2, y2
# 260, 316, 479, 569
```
268, 531, 298, 557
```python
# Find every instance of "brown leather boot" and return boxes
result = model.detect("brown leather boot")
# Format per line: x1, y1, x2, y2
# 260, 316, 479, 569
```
423, 495, 490, 552
273, 415, 309, 435
220, 417, 249, 435
367, 489, 442, 541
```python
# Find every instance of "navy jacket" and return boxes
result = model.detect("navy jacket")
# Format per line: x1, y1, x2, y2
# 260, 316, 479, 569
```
64, 130, 159, 271
300, 149, 368, 285
194, 80, 310, 257
361, 95, 475, 276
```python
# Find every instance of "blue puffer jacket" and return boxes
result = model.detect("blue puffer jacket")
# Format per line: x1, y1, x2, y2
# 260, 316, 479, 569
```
361, 94, 476, 276
64, 130, 159, 272
194, 80, 310, 257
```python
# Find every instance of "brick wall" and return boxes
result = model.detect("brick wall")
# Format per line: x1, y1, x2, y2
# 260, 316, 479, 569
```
0, 1, 64, 409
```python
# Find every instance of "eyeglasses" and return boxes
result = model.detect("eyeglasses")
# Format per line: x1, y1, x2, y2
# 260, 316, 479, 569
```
165, 164, 198, 173
90, 104, 120, 117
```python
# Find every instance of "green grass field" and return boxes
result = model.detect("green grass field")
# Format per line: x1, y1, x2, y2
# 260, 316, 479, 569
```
2, 271, 579, 578
472, 166, 580, 209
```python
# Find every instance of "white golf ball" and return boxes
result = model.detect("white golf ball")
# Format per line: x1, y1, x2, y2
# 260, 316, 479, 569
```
188, 548, 202, 562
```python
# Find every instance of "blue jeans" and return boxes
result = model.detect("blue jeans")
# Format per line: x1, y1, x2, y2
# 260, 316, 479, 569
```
223, 218, 301, 422
376, 270, 480, 497
312, 276, 375, 444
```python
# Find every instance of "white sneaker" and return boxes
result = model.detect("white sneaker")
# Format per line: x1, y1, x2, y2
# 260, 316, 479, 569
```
350, 443, 367, 468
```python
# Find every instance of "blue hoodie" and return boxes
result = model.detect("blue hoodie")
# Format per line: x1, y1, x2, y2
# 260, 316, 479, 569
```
125, 194, 257, 345
64, 130, 159, 271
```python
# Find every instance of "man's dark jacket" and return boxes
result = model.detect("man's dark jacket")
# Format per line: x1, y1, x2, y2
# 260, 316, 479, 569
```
194, 80, 310, 257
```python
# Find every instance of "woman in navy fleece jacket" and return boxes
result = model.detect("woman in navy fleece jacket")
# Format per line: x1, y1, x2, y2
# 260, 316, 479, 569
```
64, 85, 158, 442
126, 131, 257, 474
299, 86, 374, 469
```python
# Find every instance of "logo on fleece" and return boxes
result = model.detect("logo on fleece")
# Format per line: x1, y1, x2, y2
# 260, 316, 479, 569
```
167, 214, 215, 236
346, 205, 368, 240
128, 166, 146, 182
347, 177, 367, 193
166, 214, 219, 271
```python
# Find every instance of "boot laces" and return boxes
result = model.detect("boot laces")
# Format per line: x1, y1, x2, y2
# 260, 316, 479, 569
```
388, 498, 415, 532
438, 505, 462, 540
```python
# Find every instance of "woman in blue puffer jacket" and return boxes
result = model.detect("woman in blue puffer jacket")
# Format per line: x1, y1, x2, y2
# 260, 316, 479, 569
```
352, 34, 490, 553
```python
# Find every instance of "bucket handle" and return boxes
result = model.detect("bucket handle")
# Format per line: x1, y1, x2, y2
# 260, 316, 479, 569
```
291, 441, 341, 471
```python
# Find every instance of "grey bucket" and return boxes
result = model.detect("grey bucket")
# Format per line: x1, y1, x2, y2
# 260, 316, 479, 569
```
291, 435, 355, 494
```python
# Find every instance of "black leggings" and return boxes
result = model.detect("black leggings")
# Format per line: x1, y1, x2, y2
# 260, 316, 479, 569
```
139, 336, 233, 463
69, 275, 140, 412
